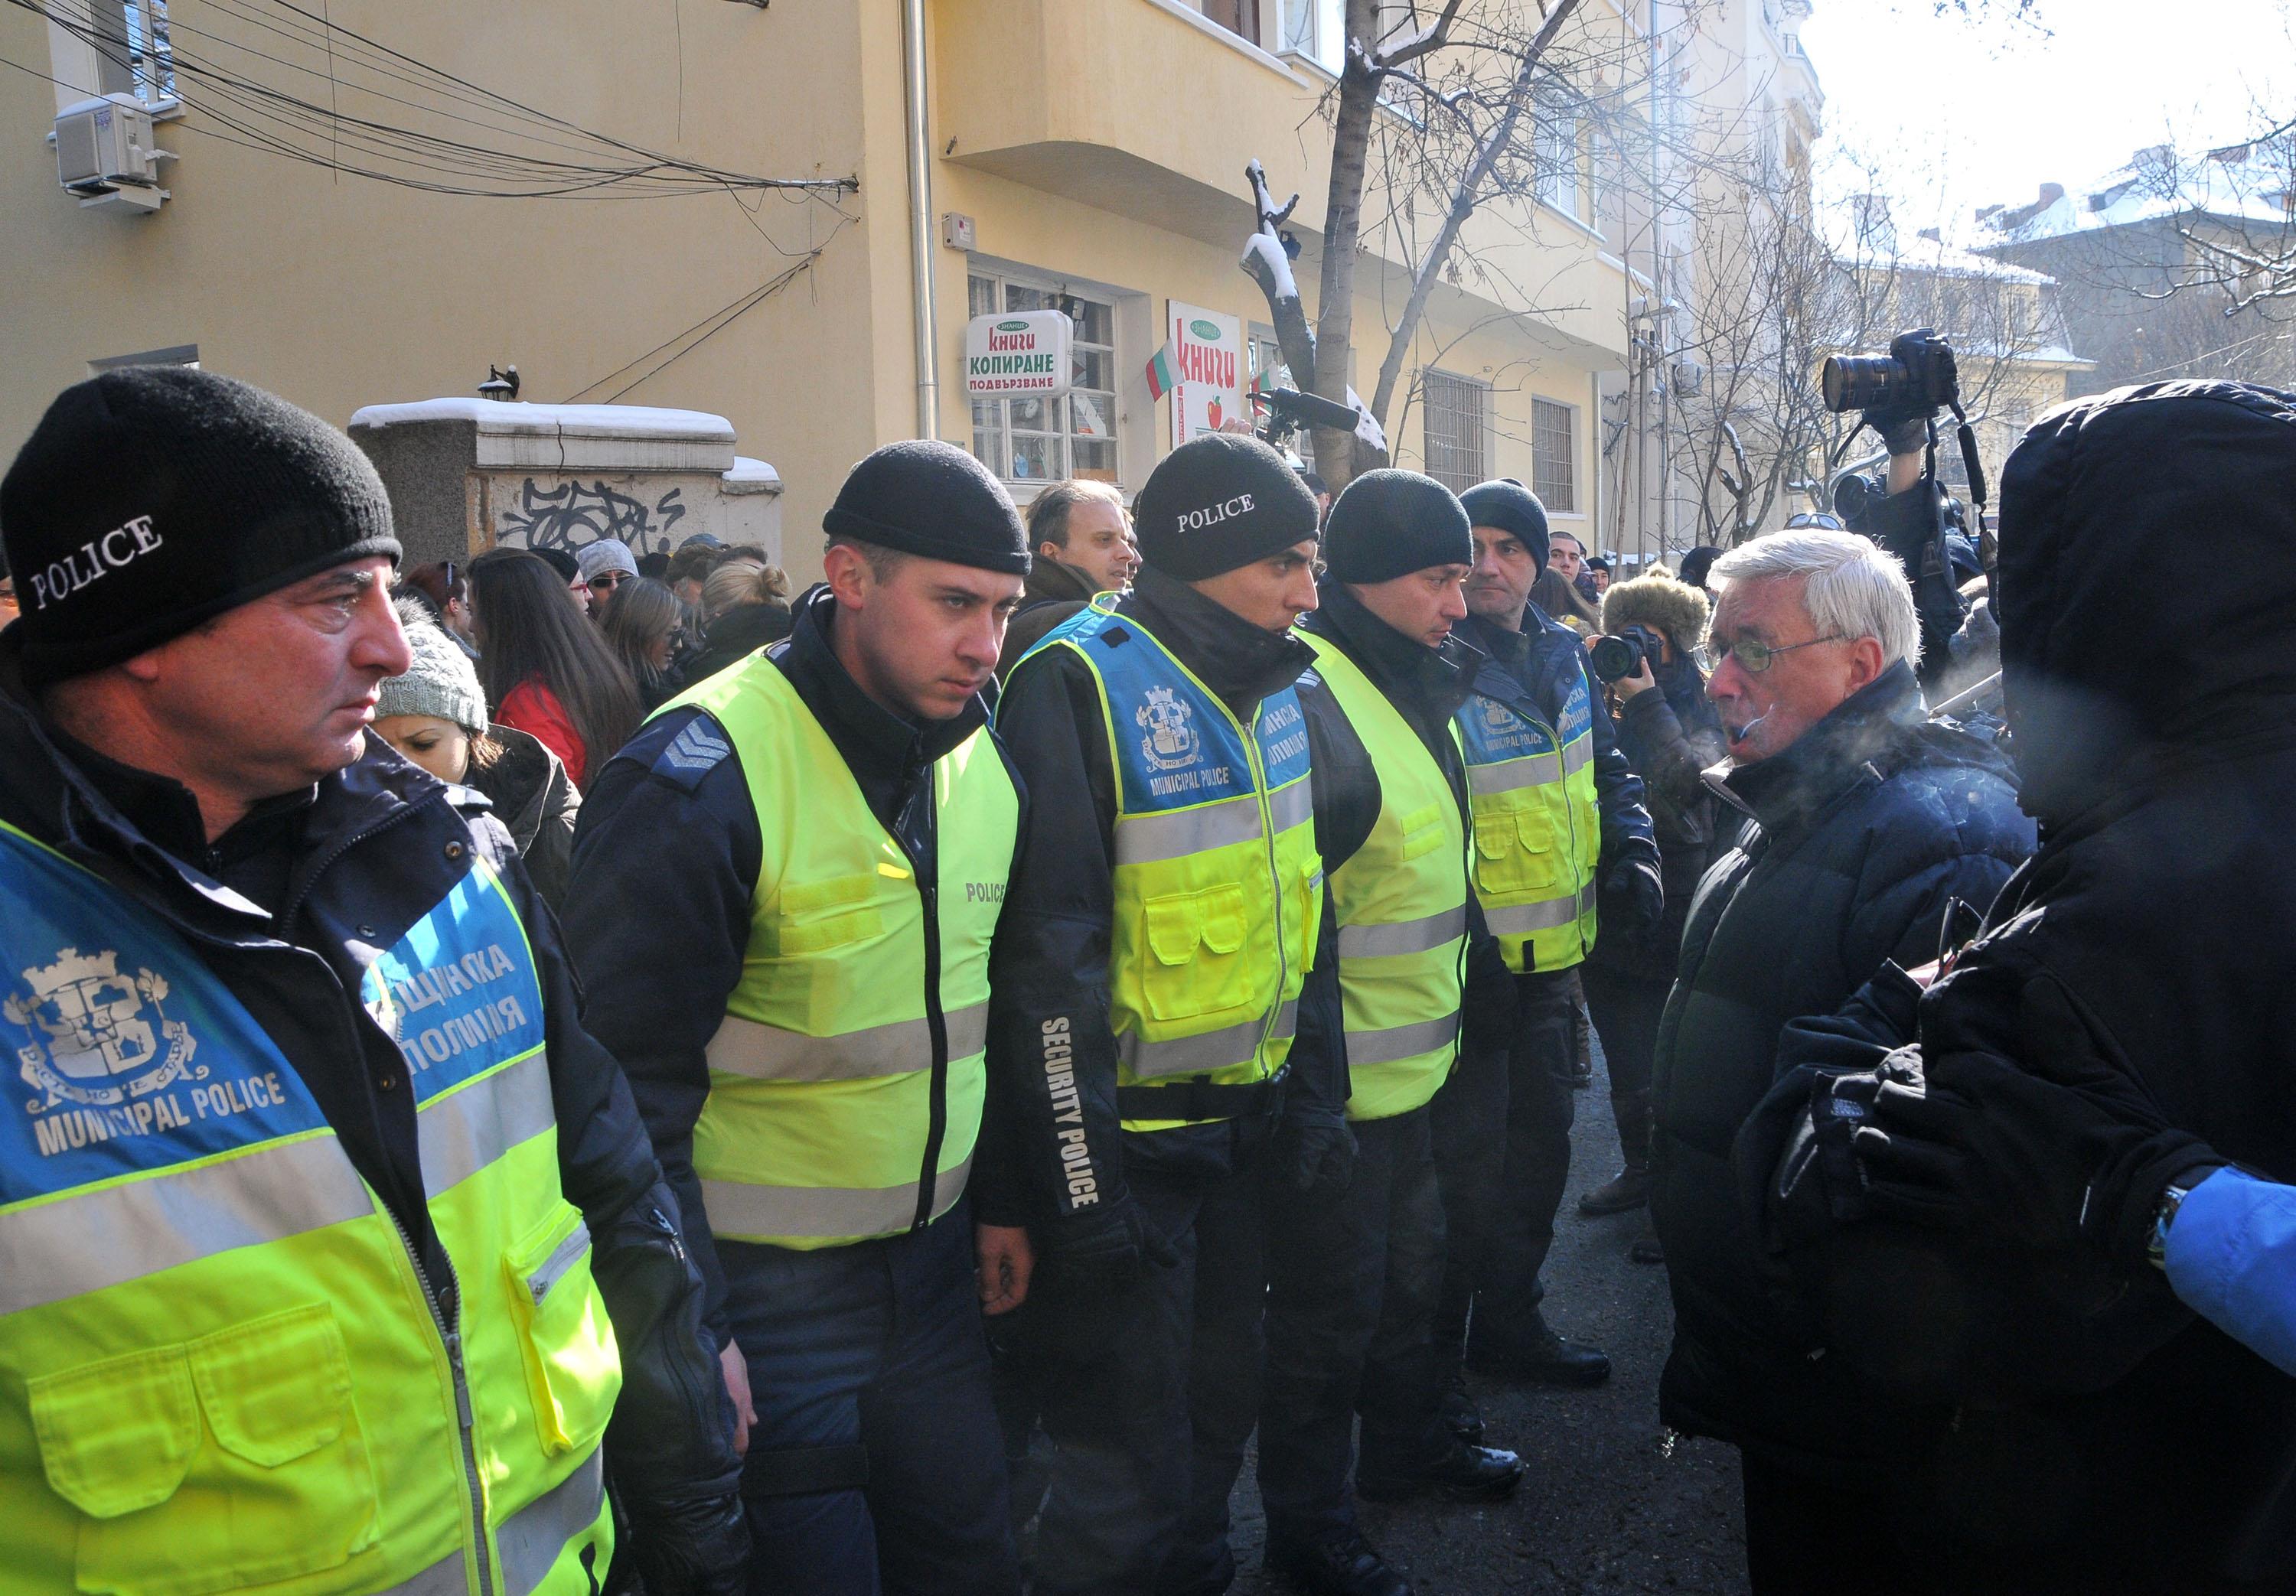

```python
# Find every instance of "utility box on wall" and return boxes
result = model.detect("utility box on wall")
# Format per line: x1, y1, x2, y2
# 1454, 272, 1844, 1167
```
349, 399, 784, 570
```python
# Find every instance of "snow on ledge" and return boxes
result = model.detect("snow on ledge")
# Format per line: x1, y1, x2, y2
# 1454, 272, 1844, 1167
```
349, 399, 736, 441
722, 457, 782, 494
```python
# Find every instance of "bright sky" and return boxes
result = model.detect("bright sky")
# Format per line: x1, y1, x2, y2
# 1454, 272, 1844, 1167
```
1799, 0, 2296, 236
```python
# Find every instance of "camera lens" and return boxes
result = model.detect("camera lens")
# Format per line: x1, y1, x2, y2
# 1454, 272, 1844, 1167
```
1590, 634, 1644, 683
1821, 354, 1907, 414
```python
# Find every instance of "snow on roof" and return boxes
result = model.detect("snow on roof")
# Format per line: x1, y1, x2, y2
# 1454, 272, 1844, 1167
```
1836, 230, 2056, 285
1978, 143, 2295, 245
348, 399, 737, 441
721, 457, 782, 493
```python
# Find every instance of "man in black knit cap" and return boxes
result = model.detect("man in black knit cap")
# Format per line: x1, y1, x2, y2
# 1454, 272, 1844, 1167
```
0, 368, 747, 1596
562, 439, 1039, 1595
985, 432, 1349, 1596
1260, 471, 1528, 1596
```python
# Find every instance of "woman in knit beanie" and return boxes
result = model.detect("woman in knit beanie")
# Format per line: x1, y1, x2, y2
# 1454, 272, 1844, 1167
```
374, 598, 583, 907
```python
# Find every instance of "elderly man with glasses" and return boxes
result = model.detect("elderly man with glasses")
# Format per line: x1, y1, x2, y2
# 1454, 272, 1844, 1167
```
1642, 528, 2034, 1595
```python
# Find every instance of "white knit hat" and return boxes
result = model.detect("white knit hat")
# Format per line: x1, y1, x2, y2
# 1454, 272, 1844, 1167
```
379, 598, 488, 735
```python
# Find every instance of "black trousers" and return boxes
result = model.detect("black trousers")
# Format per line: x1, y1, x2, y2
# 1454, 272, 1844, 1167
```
1431, 966, 1578, 1363
1258, 1106, 1450, 1546
993, 1137, 1267, 1596
1580, 959, 1668, 1165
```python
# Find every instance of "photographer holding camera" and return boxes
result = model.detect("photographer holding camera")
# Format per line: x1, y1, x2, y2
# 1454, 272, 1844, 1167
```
1826, 330, 1981, 693
1575, 577, 1732, 1238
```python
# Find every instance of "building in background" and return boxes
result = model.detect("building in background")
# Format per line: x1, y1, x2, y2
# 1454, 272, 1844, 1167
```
5, 0, 1721, 584
1975, 140, 2296, 395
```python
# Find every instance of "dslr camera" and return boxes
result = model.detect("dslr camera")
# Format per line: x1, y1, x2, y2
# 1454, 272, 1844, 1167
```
1590, 624, 1665, 684
1821, 327, 1960, 417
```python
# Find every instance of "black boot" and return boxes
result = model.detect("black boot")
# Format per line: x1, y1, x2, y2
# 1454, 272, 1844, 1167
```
1266, 1529, 1414, 1596
1466, 1308, 1612, 1387
1581, 1090, 1653, 1215
1356, 1439, 1526, 1504
1438, 1369, 1484, 1445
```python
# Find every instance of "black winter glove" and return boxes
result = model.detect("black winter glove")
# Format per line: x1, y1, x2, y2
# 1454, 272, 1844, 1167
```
1274, 1114, 1358, 1197
1861, 327, 1959, 457
624, 1490, 751, 1596
1851, 1050, 2220, 1264
1039, 1195, 1180, 1293
1600, 858, 1664, 939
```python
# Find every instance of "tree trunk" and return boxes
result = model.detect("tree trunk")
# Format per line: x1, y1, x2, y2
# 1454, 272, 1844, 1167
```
1309, 0, 1388, 492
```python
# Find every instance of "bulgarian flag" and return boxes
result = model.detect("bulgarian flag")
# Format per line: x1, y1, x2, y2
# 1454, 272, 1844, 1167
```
1145, 342, 1178, 401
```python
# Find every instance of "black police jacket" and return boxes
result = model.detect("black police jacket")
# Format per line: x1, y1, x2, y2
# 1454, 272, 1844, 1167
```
1750, 382, 2296, 1585
983, 564, 1347, 1247
1646, 661, 2031, 1477
560, 586, 1031, 1328
0, 635, 741, 1514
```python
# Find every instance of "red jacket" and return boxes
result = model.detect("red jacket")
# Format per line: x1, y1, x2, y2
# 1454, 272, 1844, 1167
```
497, 677, 589, 788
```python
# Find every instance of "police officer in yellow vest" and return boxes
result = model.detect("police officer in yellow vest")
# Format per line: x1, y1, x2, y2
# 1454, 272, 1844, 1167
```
1265, 472, 1528, 1596
0, 370, 746, 1596
986, 435, 1350, 1596
1433, 480, 1661, 1417
561, 441, 1034, 1596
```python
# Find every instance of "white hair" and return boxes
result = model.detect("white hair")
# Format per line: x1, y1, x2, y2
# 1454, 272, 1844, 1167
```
1709, 529, 1919, 669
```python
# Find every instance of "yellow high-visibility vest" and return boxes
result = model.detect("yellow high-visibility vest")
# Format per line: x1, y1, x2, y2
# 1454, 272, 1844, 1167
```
1299, 634, 1468, 1122
1018, 602, 1320, 1132
0, 821, 618, 1596
1453, 666, 1602, 972
664, 656, 1019, 1250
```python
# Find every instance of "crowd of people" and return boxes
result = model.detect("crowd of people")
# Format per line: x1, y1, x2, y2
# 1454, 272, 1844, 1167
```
3, 357, 2295, 1596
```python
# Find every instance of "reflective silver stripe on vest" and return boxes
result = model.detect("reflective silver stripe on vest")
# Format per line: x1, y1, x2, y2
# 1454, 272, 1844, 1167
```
374, 1443, 605, 1596
1265, 776, 1313, 835
704, 1001, 990, 1083
499, 1444, 608, 1596
1467, 748, 1561, 795
1337, 904, 1469, 959
1561, 733, 1593, 776
1345, 1014, 1462, 1066
419, 1049, 557, 1194
1113, 793, 1264, 866
1118, 1000, 1297, 1083
0, 1132, 373, 1316
700, 1157, 972, 1241
1482, 879, 1599, 936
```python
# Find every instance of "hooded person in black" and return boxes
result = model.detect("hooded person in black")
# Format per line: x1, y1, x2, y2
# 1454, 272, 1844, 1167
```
983, 434, 1349, 1596
1747, 380, 2296, 1594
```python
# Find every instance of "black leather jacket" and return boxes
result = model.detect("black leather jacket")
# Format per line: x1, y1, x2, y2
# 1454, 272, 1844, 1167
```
0, 634, 741, 1519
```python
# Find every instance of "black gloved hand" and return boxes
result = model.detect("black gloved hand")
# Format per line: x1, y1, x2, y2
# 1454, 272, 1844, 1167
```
1274, 1114, 1357, 1197
1862, 327, 1959, 457
1039, 1196, 1180, 1293
1600, 858, 1664, 938
1852, 1048, 2219, 1263
625, 1490, 751, 1596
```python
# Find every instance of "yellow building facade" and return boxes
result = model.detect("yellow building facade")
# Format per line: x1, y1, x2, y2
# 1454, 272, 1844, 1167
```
2, 0, 1645, 584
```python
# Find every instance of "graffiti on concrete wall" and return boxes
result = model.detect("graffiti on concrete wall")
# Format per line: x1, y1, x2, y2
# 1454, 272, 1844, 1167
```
498, 477, 688, 555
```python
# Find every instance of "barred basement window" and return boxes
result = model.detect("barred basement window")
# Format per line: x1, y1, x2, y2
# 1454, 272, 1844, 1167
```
968, 271, 1119, 487
1532, 398, 1577, 514
1421, 370, 1487, 494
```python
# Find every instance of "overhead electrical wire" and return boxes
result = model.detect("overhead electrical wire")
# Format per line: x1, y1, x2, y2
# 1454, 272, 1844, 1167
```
7, 0, 857, 200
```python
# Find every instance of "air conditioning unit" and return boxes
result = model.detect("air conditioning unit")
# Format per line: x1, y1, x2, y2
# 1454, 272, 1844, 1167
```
1671, 360, 1706, 396
53, 94, 171, 212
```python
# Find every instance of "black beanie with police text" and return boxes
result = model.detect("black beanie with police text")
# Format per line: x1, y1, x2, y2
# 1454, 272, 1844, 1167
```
823, 439, 1030, 575
1323, 469, 1473, 584
1133, 433, 1320, 580
2, 366, 400, 687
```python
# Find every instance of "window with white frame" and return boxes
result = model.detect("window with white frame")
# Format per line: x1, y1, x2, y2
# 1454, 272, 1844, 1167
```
967, 271, 1120, 487
1421, 371, 1488, 493
1535, 101, 1581, 221
47, 0, 175, 109
1532, 398, 1577, 514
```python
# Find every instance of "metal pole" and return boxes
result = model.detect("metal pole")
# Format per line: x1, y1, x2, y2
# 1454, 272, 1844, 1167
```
902, 0, 939, 440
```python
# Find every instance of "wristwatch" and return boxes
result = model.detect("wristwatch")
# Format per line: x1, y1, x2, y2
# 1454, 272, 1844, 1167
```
2147, 1181, 2195, 1272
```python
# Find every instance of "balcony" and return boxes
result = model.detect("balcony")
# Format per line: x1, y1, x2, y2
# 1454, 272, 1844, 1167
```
934, 0, 1326, 249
